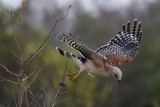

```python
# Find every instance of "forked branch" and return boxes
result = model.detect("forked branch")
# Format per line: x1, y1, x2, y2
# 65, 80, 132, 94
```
1, 11, 20, 61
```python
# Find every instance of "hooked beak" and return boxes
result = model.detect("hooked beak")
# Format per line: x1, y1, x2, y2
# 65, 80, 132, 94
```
117, 77, 121, 82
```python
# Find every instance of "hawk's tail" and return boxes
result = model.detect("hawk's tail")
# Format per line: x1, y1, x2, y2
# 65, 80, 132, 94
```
56, 47, 86, 63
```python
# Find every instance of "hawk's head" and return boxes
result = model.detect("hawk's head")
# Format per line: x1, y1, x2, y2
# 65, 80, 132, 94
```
108, 66, 122, 82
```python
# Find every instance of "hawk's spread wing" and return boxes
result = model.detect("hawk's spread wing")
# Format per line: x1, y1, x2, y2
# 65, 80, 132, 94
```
96, 19, 142, 66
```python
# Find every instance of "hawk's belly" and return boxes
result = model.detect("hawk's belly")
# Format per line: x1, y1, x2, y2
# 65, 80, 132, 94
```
79, 60, 111, 77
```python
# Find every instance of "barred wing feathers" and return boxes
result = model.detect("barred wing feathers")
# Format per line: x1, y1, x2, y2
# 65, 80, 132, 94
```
57, 33, 94, 59
96, 19, 142, 66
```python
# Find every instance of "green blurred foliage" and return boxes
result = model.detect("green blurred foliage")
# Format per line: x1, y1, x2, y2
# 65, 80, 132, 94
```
0, 1, 160, 107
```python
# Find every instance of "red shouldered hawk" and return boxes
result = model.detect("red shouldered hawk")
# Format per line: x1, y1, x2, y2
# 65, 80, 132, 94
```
56, 19, 142, 82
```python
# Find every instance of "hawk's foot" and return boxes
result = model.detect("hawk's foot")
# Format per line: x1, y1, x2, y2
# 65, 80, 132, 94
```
67, 70, 81, 81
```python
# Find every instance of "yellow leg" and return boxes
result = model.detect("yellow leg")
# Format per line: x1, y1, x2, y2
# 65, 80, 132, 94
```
67, 70, 81, 81
67, 71, 79, 76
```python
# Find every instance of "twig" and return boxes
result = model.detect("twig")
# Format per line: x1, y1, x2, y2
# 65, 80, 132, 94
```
23, 65, 45, 92
41, 93, 46, 107
1, 11, 20, 61
0, 63, 18, 77
0, 76, 18, 85
24, 85, 34, 96
59, 58, 68, 86
34, 90, 45, 107
23, 7, 70, 65
41, 88, 52, 103
25, 88, 34, 106
10, 7, 20, 51
11, 88, 18, 107
52, 57, 69, 106
22, 19, 61, 76
25, 91, 29, 107
17, 8, 24, 107
22, 17, 57, 65
51, 88, 61, 107
55, 97, 72, 105
19, 9, 23, 50
22, 70, 36, 81
23, 34, 55, 74
20, 84, 34, 97
64, 58, 68, 79
29, 88, 44, 106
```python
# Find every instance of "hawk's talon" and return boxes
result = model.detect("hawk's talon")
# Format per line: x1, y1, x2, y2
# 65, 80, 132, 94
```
67, 71, 77, 76
67, 70, 81, 81
69, 76, 77, 81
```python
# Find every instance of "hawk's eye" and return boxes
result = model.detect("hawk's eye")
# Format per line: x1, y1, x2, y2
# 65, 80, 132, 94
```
115, 74, 118, 78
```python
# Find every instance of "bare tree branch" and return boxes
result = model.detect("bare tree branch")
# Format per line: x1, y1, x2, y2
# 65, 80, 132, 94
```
0, 63, 18, 77
55, 97, 72, 105
22, 18, 57, 65
10, 7, 20, 51
25, 91, 29, 107
51, 88, 61, 107
41, 93, 46, 107
1, 11, 20, 61
19, 9, 23, 50
32, 89, 45, 107
22, 9, 69, 65
29, 88, 44, 106
0, 76, 18, 85
1, 3, 72, 107
11, 88, 18, 107
23, 34, 55, 74
23, 65, 45, 92
22, 70, 36, 81
41, 88, 52, 103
